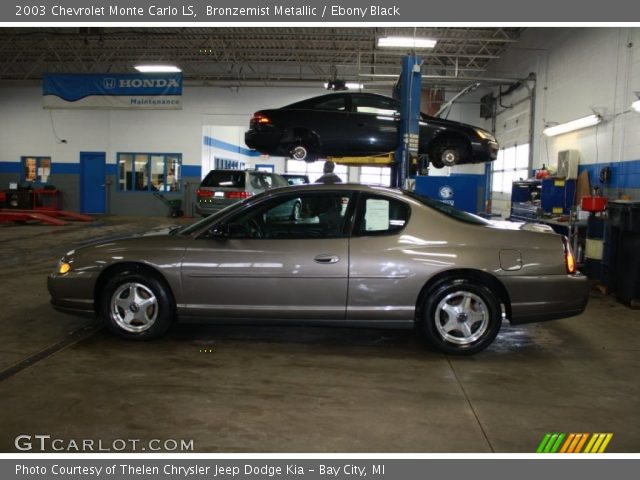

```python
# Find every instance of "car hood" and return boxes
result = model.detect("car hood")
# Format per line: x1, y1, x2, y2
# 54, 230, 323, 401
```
67, 226, 186, 256
424, 114, 483, 131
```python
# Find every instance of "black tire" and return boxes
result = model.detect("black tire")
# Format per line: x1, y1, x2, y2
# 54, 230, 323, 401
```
420, 279, 501, 355
100, 270, 174, 340
429, 137, 469, 167
440, 146, 461, 167
290, 144, 309, 161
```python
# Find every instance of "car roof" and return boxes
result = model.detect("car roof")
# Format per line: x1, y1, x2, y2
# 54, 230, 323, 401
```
268, 182, 403, 196
283, 92, 398, 109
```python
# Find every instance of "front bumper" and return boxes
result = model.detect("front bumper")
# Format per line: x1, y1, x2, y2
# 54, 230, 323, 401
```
471, 139, 499, 162
48, 272, 97, 317
502, 273, 589, 324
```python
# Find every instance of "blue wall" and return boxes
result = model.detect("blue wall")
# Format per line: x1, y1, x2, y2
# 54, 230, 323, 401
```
578, 159, 640, 190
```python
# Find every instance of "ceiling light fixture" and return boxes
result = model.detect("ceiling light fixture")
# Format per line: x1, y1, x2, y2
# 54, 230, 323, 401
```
632, 99, 640, 113
324, 81, 363, 91
134, 65, 181, 73
543, 114, 602, 137
377, 36, 437, 49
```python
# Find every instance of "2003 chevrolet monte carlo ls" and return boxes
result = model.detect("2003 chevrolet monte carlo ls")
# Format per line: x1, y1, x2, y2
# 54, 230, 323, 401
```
48, 184, 588, 355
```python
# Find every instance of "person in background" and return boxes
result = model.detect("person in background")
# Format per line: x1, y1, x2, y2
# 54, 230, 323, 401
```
315, 161, 342, 184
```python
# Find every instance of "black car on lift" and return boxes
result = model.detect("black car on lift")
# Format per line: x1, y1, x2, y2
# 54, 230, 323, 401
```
245, 92, 498, 168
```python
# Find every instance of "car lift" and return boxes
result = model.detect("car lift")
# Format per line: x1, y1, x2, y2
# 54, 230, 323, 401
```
0, 209, 95, 226
391, 54, 422, 189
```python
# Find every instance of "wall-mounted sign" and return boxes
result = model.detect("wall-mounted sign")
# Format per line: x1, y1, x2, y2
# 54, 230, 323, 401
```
43, 73, 182, 109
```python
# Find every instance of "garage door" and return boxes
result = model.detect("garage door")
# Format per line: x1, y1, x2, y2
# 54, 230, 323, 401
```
491, 89, 532, 217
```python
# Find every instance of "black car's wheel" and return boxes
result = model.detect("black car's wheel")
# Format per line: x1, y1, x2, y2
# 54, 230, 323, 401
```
101, 271, 174, 340
421, 279, 501, 355
440, 146, 461, 167
290, 145, 308, 161
430, 137, 469, 167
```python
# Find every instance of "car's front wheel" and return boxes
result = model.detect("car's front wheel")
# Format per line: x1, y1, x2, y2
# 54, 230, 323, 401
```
101, 271, 174, 340
439, 146, 461, 167
421, 279, 501, 355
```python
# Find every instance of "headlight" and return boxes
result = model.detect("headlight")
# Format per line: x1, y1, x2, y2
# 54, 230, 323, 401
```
475, 128, 495, 141
57, 261, 71, 274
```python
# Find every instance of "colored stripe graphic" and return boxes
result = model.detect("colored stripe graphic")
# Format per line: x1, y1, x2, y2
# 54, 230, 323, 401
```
536, 433, 566, 453
584, 433, 614, 453
538, 433, 613, 453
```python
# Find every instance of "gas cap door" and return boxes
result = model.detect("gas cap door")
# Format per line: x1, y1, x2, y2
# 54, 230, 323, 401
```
500, 249, 523, 271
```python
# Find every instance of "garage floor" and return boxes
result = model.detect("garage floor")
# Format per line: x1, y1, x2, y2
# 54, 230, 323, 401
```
0, 217, 639, 453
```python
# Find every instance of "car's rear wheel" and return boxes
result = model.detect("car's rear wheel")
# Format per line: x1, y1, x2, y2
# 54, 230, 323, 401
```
101, 271, 174, 340
421, 279, 501, 355
290, 145, 308, 161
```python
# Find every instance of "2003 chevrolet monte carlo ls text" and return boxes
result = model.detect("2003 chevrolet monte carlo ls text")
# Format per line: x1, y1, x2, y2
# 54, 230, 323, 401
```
48, 184, 588, 355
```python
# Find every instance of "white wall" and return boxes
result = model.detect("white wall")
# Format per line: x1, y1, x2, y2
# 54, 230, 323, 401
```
0, 84, 332, 170
463, 27, 640, 171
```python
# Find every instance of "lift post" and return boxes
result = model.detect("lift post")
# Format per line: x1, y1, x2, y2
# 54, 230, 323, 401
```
391, 54, 422, 189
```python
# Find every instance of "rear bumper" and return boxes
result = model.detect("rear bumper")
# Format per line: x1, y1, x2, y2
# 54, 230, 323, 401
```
244, 127, 282, 152
502, 273, 589, 324
195, 198, 238, 216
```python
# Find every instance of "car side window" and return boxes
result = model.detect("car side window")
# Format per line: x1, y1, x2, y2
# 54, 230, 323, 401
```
249, 172, 275, 190
356, 195, 409, 236
352, 95, 399, 116
308, 97, 347, 111
220, 192, 354, 240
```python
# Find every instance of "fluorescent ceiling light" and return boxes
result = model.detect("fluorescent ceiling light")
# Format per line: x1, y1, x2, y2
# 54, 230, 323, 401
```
323, 82, 364, 90
543, 114, 602, 137
378, 36, 437, 49
134, 65, 181, 73
632, 100, 640, 113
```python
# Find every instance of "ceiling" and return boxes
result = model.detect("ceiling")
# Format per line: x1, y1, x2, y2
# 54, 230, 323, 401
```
0, 27, 525, 87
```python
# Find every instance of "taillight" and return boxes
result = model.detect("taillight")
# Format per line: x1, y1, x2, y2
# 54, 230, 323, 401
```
563, 237, 577, 274
251, 113, 271, 125
197, 188, 213, 198
225, 191, 253, 199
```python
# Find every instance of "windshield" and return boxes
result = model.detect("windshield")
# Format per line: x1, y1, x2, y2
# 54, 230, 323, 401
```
175, 201, 247, 235
404, 191, 490, 226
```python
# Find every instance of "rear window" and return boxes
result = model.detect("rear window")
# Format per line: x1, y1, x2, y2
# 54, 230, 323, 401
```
248, 172, 288, 189
201, 171, 245, 188
405, 191, 489, 226
284, 95, 347, 111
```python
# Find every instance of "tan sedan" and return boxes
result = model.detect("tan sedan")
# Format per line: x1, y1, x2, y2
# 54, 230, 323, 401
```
48, 184, 588, 355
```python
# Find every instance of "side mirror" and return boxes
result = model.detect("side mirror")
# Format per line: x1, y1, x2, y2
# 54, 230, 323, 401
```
208, 224, 230, 239
208, 223, 248, 239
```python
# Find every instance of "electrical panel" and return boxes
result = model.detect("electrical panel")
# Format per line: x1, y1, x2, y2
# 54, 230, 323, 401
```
557, 150, 580, 179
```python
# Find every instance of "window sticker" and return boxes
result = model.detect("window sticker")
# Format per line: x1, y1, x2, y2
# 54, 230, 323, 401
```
365, 199, 390, 231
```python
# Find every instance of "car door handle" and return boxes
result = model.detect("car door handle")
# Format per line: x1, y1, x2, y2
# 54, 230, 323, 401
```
314, 254, 340, 264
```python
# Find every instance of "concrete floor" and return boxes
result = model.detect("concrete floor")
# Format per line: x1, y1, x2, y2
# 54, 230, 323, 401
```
0, 216, 639, 453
